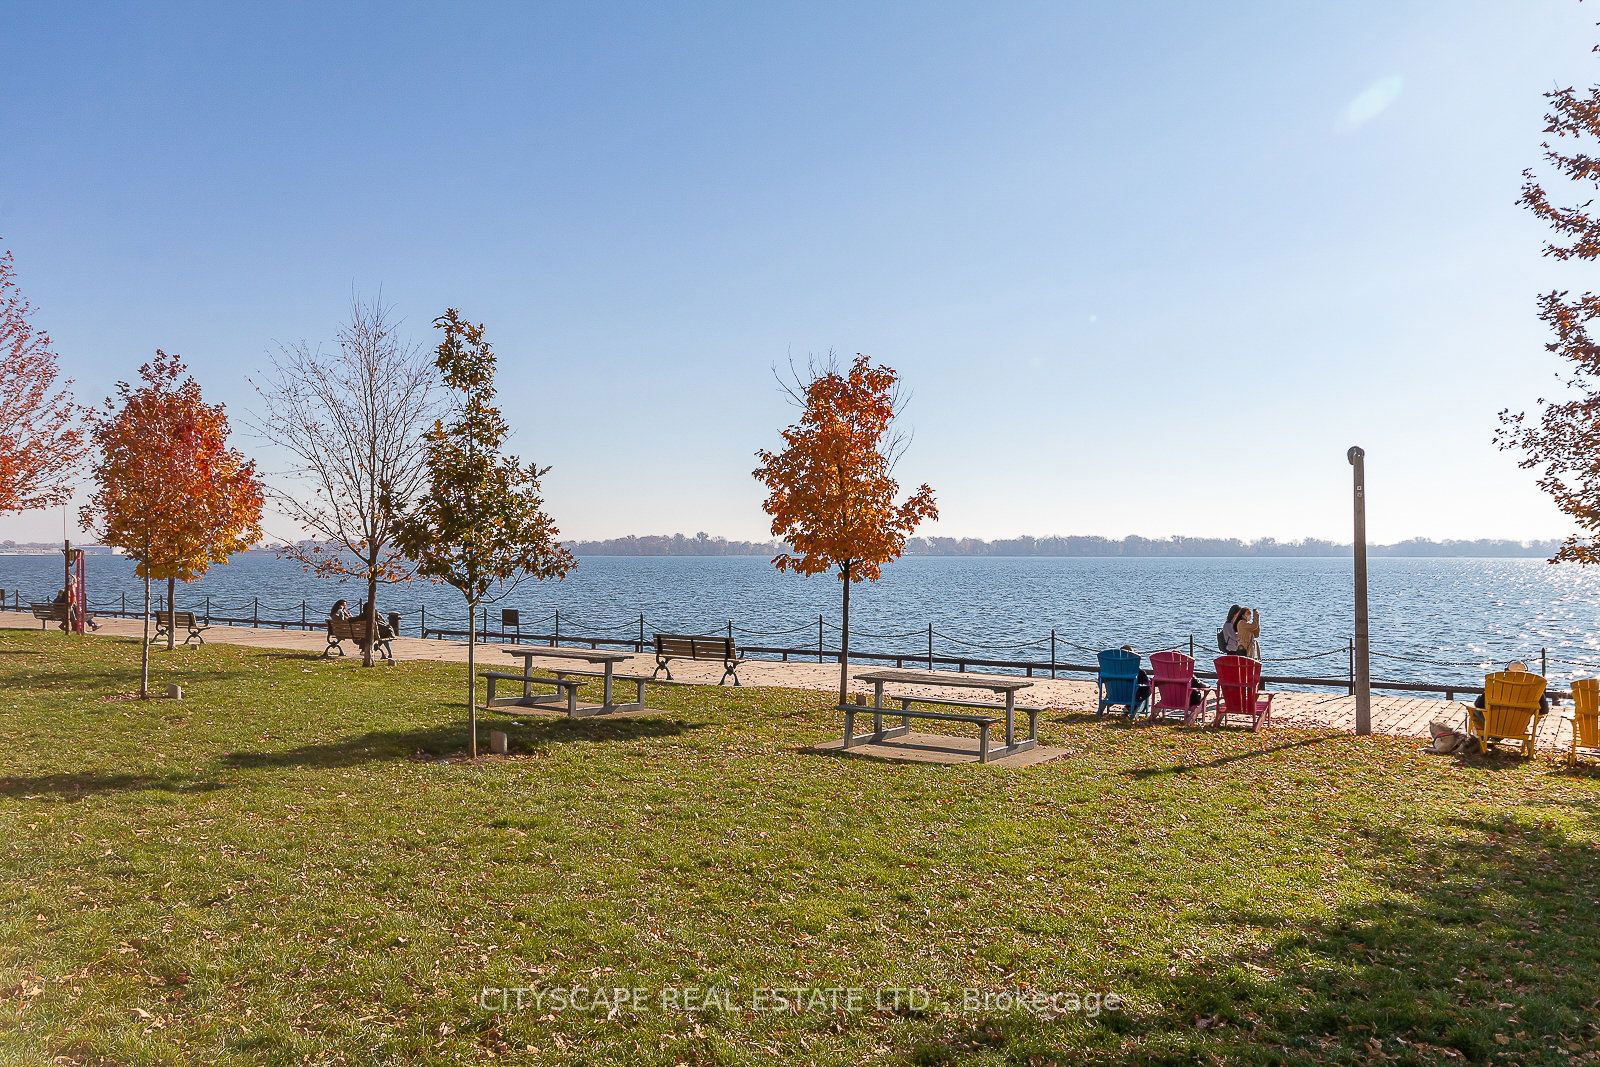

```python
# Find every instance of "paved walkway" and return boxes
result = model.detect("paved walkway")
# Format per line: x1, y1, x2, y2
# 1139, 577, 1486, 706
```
2, 610, 1574, 750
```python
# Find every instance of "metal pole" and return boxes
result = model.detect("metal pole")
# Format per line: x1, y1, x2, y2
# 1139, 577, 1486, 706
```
1348, 446, 1371, 735
420, 603, 426, 638
727, 619, 734, 643
928, 623, 934, 669
553, 609, 559, 647
205, 595, 210, 624
1348, 638, 1354, 695
1189, 634, 1195, 660
1051, 629, 1057, 678
253, 596, 259, 628
818, 614, 824, 663
639, 613, 645, 652
1542, 647, 1548, 677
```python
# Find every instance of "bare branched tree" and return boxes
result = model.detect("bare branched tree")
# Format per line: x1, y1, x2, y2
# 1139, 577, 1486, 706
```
252, 296, 436, 666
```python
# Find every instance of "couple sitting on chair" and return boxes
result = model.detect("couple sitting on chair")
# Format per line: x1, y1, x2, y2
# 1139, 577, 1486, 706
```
328, 599, 401, 642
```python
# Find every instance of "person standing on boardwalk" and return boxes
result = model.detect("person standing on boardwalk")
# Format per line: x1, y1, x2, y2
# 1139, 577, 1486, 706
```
1219, 605, 1262, 659
1235, 607, 1262, 660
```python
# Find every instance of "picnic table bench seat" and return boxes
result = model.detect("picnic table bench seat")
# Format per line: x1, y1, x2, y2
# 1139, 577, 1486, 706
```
652, 634, 742, 686
152, 610, 208, 646
323, 618, 394, 661
482, 670, 584, 716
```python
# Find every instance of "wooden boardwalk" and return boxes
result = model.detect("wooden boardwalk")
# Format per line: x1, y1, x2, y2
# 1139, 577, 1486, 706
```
1, 611, 1575, 750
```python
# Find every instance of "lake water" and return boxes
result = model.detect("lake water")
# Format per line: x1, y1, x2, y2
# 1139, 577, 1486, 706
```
6, 553, 1600, 685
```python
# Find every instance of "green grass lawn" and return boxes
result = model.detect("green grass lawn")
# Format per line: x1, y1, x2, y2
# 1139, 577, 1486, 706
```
2, 630, 1599, 1065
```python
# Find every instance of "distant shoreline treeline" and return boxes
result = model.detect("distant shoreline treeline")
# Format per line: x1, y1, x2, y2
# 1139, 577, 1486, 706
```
555, 533, 1564, 558
3, 534, 1564, 559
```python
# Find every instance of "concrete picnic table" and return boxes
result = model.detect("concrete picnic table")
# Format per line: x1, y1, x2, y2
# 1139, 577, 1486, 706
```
499, 646, 645, 717
850, 668, 1037, 762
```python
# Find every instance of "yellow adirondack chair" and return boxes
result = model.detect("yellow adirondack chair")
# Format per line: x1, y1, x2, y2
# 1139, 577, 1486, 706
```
1469, 670, 1547, 757
1564, 678, 1600, 766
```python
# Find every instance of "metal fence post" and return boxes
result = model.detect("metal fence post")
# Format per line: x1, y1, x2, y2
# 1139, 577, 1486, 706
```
205, 595, 210, 624
253, 597, 259, 627
927, 623, 934, 669
1189, 634, 1195, 660
553, 609, 560, 647
420, 603, 427, 638
1542, 647, 1548, 677
1051, 629, 1057, 678
301, 600, 307, 628
1348, 638, 1354, 695
639, 613, 645, 652
121, 592, 126, 615
817, 614, 824, 663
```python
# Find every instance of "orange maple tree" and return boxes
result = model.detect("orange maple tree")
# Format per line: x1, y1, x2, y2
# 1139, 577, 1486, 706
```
81, 352, 264, 695
1500, 35, 1600, 562
0, 242, 86, 513
754, 353, 938, 704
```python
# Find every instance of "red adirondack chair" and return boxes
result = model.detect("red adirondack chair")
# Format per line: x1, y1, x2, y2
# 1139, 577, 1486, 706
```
1211, 655, 1273, 731
1148, 650, 1213, 725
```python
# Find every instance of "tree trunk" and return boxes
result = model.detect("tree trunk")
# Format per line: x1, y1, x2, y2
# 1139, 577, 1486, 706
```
140, 576, 151, 698
166, 576, 176, 651
466, 598, 479, 758
838, 560, 851, 706
362, 571, 378, 667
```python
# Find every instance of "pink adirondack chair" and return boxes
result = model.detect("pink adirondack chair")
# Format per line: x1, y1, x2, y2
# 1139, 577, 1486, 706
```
1147, 651, 1213, 725
1211, 655, 1274, 731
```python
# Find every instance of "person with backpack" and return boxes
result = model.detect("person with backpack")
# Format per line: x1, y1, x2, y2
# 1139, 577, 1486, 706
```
1218, 605, 1262, 660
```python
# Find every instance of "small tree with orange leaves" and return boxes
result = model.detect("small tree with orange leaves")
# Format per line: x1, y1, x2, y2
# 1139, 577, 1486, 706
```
0, 242, 86, 514
81, 352, 263, 696
754, 353, 938, 705
1501, 37, 1600, 561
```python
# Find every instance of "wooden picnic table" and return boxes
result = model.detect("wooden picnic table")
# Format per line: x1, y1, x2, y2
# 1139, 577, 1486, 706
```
501, 646, 644, 716
851, 668, 1036, 761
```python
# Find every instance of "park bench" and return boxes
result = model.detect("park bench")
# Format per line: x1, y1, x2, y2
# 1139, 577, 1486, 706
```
842, 669, 1039, 764
28, 603, 100, 632
323, 618, 394, 661
29, 603, 68, 630
652, 634, 743, 686
152, 610, 209, 646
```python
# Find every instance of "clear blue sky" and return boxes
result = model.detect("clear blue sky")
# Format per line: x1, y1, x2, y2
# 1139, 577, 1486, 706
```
1, 0, 1591, 545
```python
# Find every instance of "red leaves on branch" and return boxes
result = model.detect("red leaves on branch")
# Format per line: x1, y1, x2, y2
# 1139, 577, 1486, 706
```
1500, 45, 1600, 563
80, 351, 264, 581
754, 353, 938, 582
0, 244, 86, 513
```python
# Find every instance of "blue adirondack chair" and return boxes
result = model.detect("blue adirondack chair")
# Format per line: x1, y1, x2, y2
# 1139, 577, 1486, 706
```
1096, 648, 1146, 719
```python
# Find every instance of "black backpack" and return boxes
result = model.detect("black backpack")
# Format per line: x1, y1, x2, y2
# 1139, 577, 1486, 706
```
1216, 629, 1229, 653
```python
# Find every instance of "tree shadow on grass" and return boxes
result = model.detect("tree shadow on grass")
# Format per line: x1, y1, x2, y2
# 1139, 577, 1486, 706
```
905, 813, 1600, 1063
0, 772, 226, 800
7, 666, 251, 693
1121, 735, 1343, 780
490, 716, 709, 750
220, 717, 707, 770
